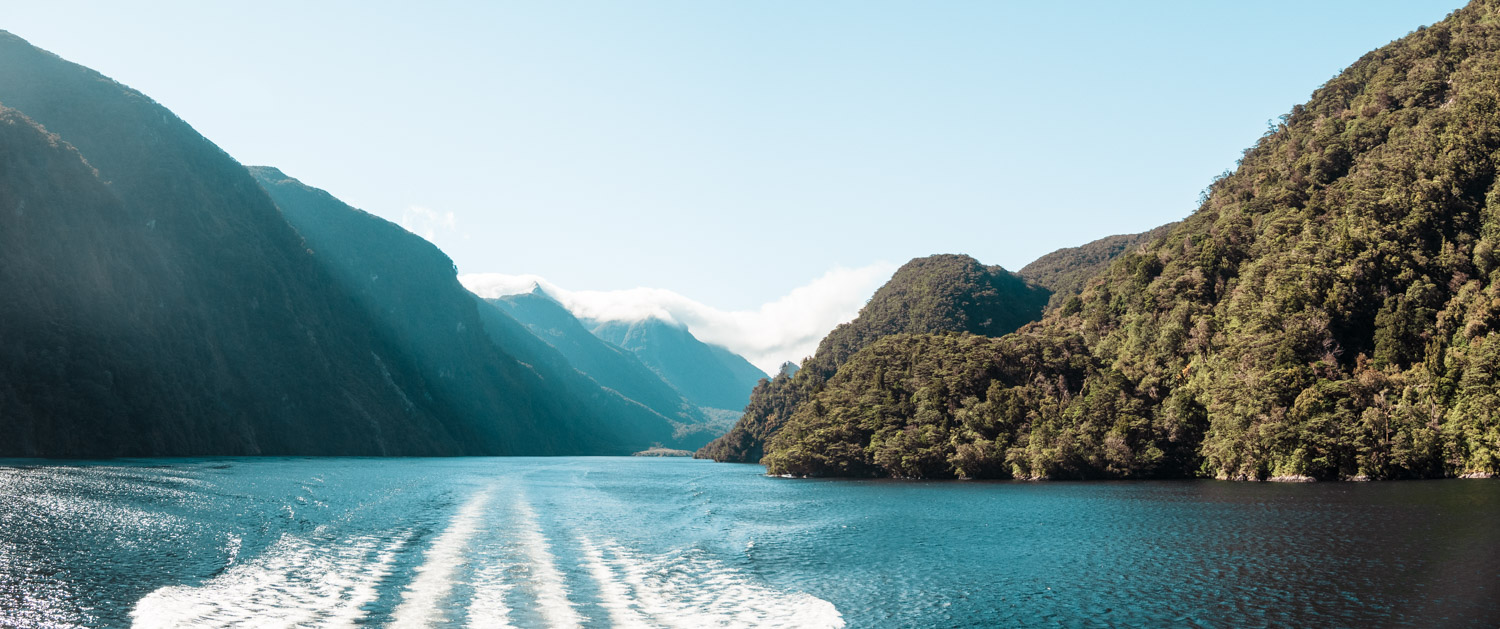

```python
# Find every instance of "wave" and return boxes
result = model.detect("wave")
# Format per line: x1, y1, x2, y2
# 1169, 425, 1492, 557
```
131, 531, 406, 628
128, 483, 842, 629
464, 560, 517, 629
577, 536, 652, 628
578, 537, 845, 629
389, 487, 493, 627
510, 493, 585, 628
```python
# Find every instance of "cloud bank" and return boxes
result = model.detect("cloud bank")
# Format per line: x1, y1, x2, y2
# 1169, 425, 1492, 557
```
460, 263, 897, 375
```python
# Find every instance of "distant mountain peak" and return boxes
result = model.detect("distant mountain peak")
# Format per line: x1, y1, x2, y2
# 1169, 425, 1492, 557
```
590, 316, 764, 411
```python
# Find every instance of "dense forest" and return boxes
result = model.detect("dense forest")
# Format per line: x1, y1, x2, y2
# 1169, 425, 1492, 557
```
698, 254, 1050, 462
754, 1, 1500, 480
1019, 225, 1175, 309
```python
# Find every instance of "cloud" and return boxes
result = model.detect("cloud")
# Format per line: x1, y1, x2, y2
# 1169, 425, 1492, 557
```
460, 263, 897, 375
400, 205, 456, 242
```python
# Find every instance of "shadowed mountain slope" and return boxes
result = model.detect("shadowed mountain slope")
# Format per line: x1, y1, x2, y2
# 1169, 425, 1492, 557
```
0, 33, 467, 455
252, 166, 680, 454
0, 28, 671, 456
489, 288, 734, 446
589, 317, 767, 414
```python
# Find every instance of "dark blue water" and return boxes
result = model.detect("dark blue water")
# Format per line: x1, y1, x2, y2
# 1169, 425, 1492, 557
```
0, 458, 1496, 628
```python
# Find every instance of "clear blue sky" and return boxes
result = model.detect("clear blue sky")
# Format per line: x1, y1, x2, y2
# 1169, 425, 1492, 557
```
4, 1, 1463, 310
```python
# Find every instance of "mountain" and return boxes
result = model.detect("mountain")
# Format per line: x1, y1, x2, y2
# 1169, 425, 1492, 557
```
697, 254, 1050, 463
590, 318, 767, 413
0, 32, 476, 455
252, 167, 682, 454
0, 28, 671, 456
762, 1, 1500, 480
1018, 225, 1175, 310
487, 288, 731, 446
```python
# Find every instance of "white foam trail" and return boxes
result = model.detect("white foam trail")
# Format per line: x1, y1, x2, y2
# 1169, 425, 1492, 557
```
131, 532, 406, 628
597, 539, 844, 629
390, 487, 494, 628
577, 536, 652, 628
513, 494, 584, 628
464, 562, 516, 629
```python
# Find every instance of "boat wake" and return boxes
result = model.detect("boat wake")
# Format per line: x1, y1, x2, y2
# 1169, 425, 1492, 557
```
130, 486, 843, 628
131, 530, 407, 628
576, 536, 844, 629
390, 487, 494, 627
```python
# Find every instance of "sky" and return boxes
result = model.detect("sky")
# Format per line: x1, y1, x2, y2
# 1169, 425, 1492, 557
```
2, 1, 1463, 368
461, 265, 896, 374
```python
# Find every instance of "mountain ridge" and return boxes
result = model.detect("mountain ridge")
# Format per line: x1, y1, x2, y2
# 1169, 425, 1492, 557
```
487, 288, 732, 447
589, 316, 766, 414
251, 165, 684, 454
758, 0, 1500, 479
0, 31, 467, 455
1018, 225, 1176, 310
697, 254, 1050, 463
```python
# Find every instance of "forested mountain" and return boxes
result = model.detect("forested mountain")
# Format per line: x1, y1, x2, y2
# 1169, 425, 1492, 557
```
488, 288, 730, 446
0, 32, 468, 455
762, 1, 1500, 480
590, 318, 766, 414
252, 167, 682, 454
1019, 225, 1174, 310
698, 254, 1050, 462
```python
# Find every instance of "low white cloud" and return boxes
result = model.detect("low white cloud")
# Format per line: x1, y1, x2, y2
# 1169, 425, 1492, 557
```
400, 205, 456, 242
460, 263, 897, 375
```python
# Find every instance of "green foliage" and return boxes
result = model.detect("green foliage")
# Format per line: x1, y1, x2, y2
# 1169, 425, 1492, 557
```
762, 331, 1198, 479
1019, 225, 1176, 310
698, 254, 1050, 462
760, 1, 1500, 479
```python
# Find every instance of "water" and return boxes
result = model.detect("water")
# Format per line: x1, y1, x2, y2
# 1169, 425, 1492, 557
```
0, 458, 1496, 628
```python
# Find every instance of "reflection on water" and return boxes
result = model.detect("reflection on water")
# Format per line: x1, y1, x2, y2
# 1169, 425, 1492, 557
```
0, 458, 1496, 627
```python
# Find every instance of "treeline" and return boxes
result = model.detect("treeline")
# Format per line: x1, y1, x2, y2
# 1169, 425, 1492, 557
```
1018, 225, 1175, 310
748, 0, 1500, 480
698, 254, 1049, 462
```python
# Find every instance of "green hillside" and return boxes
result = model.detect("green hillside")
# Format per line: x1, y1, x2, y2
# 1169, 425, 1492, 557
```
698, 254, 1049, 463
1019, 225, 1175, 310
762, 1, 1500, 480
